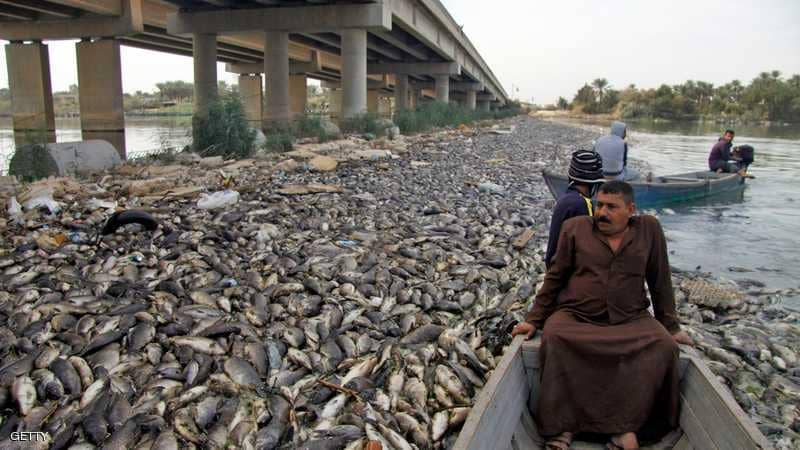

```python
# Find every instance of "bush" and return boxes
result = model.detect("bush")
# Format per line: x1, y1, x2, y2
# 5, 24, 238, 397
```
263, 131, 294, 153
393, 101, 520, 134
340, 112, 384, 135
294, 114, 337, 142
192, 93, 256, 159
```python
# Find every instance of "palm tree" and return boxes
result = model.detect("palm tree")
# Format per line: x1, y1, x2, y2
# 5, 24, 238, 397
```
592, 78, 609, 101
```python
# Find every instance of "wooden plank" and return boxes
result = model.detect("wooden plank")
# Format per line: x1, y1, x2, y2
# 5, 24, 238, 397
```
512, 403, 544, 450
682, 357, 771, 449
673, 434, 694, 450
521, 336, 541, 370
679, 392, 719, 450
512, 228, 535, 249
453, 336, 529, 450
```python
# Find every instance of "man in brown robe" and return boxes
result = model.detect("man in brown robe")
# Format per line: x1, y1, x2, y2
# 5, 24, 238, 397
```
512, 181, 693, 450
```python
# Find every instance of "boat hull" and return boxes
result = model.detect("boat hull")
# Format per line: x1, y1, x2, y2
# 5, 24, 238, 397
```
542, 169, 746, 209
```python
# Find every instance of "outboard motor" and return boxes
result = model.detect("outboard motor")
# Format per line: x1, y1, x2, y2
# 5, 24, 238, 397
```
735, 145, 755, 169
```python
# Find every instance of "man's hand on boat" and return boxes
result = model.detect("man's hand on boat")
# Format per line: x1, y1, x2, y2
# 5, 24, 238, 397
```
672, 330, 694, 346
511, 322, 537, 339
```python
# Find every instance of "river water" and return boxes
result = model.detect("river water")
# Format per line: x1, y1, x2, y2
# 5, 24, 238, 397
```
2, 116, 799, 309
565, 118, 800, 310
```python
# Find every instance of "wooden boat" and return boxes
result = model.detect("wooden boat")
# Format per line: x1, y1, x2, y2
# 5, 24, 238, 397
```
542, 169, 746, 209
453, 335, 772, 450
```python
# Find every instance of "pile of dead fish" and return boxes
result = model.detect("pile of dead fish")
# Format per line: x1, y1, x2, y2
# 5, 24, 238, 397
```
672, 269, 800, 449
0, 117, 796, 449
0, 118, 575, 449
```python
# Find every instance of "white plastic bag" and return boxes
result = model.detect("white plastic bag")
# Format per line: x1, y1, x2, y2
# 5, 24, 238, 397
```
197, 190, 239, 210
7, 197, 23, 222
22, 187, 61, 214
87, 197, 118, 210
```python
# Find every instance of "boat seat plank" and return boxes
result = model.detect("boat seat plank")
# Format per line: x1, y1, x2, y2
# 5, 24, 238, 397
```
681, 357, 771, 449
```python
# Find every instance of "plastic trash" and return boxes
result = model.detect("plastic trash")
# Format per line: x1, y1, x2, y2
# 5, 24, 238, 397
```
337, 240, 358, 248
197, 190, 239, 210
22, 187, 61, 214
7, 197, 23, 222
87, 198, 118, 210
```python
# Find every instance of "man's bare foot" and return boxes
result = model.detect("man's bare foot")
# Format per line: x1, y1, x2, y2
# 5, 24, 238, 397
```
608, 432, 639, 449
545, 431, 573, 449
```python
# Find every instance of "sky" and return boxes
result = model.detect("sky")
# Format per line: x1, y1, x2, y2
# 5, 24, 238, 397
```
1, 0, 799, 104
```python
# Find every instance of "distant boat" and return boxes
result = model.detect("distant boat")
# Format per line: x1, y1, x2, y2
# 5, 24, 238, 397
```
453, 335, 772, 449
542, 169, 746, 209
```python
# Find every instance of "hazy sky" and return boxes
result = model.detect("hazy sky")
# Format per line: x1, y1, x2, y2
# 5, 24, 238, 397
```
1, 0, 799, 104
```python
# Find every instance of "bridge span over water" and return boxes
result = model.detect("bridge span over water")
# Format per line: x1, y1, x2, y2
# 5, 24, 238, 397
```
0, 0, 508, 156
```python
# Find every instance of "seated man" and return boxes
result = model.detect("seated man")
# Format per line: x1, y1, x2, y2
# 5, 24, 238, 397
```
708, 129, 743, 174
545, 149, 605, 269
594, 122, 639, 181
512, 181, 692, 450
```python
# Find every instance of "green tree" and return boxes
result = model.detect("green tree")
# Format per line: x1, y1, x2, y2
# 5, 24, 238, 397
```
156, 80, 194, 100
592, 78, 609, 101
557, 96, 569, 110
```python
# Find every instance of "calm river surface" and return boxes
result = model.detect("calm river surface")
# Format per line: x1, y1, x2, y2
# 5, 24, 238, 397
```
2, 116, 799, 309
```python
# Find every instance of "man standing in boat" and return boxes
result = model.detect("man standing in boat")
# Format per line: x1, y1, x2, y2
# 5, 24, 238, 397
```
544, 149, 605, 269
594, 122, 639, 181
708, 129, 745, 174
512, 181, 693, 450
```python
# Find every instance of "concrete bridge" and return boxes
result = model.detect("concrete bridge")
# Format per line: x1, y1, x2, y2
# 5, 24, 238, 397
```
0, 0, 508, 157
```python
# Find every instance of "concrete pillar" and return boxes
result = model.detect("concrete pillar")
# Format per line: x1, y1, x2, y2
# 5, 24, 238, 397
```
238, 74, 262, 127
5, 42, 55, 147
394, 73, 409, 112
76, 39, 126, 158
193, 33, 218, 117
264, 31, 290, 127
289, 74, 307, 117
434, 74, 450, 103
478, 100, 491, 112
367, 90, 380, 114
466, 90, 477, 110
328, 89, 342, 119
340, 29, 367, 118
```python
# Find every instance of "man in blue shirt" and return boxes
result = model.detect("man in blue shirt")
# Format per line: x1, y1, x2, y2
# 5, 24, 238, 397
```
545, 149, 605, 269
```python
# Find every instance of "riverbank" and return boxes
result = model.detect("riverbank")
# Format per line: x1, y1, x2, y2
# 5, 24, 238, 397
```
0, 117, 797, 448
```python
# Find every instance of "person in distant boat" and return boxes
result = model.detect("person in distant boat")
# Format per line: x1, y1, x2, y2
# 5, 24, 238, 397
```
512, 181, 693, 450
594, 121, 639, 181
544, 149, 605, 269
708, 129, 744, 174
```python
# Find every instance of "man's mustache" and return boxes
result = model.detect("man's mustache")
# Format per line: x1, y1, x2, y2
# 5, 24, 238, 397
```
596, 216, 611, 223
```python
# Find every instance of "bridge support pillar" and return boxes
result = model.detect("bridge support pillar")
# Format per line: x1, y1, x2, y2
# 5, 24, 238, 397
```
367, 90, 380, 114
238, 74, 262, 127
289, 74, 307, 117
264, 31, 291, 128
478, 99, 491, 112
434, 74, 450, 103
76, 38, 126, 158
5, 42, 55, 148
394, 74, 409, 112
466, 90, 477, 110
193, 33, 217, 117
341, 29, 367, 119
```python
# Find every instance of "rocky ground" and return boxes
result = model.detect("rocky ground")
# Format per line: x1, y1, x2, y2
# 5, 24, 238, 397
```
0, 117, 797, 449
